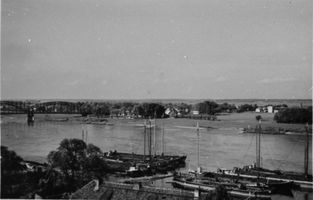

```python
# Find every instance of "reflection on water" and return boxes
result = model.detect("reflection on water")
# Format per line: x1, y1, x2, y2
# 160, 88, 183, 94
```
1, 114, 312, 199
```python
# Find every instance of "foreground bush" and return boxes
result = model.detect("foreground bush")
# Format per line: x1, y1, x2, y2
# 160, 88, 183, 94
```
1, 139, 108, 198
1, 146, 41, 198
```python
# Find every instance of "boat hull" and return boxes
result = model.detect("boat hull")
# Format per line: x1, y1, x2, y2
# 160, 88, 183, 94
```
172, 178, 271, 200
171, 180, 215, 192
103, 151, 186, 176
206, 170, 313, 192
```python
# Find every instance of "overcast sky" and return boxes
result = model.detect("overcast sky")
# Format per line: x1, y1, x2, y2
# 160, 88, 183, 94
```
1, 0, 312, 99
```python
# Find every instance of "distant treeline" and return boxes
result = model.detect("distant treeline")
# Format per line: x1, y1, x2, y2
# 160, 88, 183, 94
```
1, 100, 237, 117
2, 100, 311, 123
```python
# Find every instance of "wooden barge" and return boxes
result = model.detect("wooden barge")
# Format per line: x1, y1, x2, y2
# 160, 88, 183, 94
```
103, 151, 186, 176
220, 123, 313, 191
171, 173, 272, 200
207, 167, 313, 192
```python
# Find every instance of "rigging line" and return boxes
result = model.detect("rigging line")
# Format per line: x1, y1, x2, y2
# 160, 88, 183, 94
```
260, 133, 275, 168
277, 133, 304, 170
242, 132, 255, 164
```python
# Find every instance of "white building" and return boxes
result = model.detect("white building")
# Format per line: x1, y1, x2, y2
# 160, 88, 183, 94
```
192, 110, 199, 115
267, 106, 273, 113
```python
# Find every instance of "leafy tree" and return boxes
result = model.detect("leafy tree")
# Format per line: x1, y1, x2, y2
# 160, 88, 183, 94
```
1, 146, 39, 198
217, 103, 237, 113
83, 154, 107, 181
197, 101, 219, 115
112, 103, 122, 109
256, 115, 262, 122
86, 143, 102, 156
37, 169, 69, 199
274, 107, 312, 124
1, 146, 25, 173
95, 104, 110, 118
42, 141, 105, 198
141, 103, 166, 118
48, 139, 87, 179
80, 103, 93, 117
122, 102, 135, 111
237, 104, 257, 113
132, 104, 145, 117
47, 138, 108, 191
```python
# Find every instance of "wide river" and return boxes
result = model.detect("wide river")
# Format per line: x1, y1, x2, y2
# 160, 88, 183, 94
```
1, 114, 312, 199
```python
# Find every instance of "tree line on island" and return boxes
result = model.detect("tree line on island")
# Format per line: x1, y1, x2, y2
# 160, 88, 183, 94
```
0, 100, 262, 117
1, 100, 311, 123
38, 100, 313, 124
67, 101, 240, 117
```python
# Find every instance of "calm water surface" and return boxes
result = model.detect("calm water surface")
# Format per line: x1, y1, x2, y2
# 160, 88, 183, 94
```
1, 114, 312, 199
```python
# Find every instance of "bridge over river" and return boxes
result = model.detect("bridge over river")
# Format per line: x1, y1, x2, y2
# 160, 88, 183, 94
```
0, 100, 81, 114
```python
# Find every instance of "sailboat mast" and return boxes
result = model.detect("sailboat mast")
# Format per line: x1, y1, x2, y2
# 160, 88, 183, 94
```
256, 120, 261, 168
162, 122, 165, 155
197, 122, 200, 172
304, 123, 309, 177
85, 129, 88, 144
144, 120, 146, 161
149, 120, 152, 160
154, 119, 156, 156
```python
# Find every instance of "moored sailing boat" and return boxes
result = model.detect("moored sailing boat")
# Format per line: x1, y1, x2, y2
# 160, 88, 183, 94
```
102, 120, 186, 175
213, 121, 312, 191
171, 122, 274, 199
171, 172, 272, 199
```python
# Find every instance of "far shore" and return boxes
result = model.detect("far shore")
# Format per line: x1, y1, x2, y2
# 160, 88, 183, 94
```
3, 112, 310, 134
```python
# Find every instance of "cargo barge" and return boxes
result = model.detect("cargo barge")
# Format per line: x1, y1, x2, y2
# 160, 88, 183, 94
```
103, 150, 186, 176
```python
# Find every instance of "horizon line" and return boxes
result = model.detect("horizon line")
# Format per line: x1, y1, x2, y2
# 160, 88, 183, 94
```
1, 98, 312, 101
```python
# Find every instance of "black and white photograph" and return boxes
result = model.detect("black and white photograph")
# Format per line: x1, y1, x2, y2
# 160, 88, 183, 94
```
1, 0, 312, 199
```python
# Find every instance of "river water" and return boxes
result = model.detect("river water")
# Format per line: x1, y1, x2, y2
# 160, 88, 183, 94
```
1, 114, 312, 199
